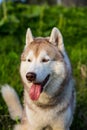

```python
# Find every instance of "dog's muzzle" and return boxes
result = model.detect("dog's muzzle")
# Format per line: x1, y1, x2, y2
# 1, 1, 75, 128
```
27, 74, 50, 101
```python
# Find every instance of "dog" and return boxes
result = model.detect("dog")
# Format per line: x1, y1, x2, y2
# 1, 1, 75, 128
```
1, 27, 76, 130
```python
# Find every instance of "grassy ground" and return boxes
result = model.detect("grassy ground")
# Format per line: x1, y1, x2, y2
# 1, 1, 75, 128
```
0, 3, 87, 130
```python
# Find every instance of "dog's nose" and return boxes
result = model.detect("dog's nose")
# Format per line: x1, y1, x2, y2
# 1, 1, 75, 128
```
26, 72, 36, 82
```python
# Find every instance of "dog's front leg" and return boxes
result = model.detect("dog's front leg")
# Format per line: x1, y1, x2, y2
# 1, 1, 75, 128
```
14, 123, 29, 130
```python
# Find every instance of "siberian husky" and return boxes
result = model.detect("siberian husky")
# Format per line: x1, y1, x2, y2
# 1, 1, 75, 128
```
1, 27, 75, 130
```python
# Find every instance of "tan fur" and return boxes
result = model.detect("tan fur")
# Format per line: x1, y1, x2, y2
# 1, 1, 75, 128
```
21, 38, 63, 62
1, 27, 75, 130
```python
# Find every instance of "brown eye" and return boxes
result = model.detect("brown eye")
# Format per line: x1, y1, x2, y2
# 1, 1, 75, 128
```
28, 59, 31, 62
42, 58, 49, 63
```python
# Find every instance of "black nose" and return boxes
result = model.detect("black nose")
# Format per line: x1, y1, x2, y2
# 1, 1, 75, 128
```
26, 72, 36, 82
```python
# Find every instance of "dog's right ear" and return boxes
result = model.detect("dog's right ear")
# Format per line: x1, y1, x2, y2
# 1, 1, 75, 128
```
26, 28, 33, 46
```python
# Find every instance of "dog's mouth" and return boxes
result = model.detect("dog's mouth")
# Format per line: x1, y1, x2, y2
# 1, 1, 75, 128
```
29, 74, 50, 101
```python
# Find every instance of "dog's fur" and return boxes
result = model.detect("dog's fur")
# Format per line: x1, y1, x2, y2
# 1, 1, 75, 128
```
1, 27, 76, 130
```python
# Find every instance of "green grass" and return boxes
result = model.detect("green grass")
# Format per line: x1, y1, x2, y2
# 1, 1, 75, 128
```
0, 3, 87, 130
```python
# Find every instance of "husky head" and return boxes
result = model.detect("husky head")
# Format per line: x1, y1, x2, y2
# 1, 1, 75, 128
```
20, 27, 71, 103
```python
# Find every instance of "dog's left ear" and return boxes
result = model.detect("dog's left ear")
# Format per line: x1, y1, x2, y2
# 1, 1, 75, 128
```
26, 28, 33, 46
49, 27, 64, 52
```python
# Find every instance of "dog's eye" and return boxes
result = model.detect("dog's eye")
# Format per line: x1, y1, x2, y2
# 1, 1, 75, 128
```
28, 59, 31, 62
42, 58, 49, 63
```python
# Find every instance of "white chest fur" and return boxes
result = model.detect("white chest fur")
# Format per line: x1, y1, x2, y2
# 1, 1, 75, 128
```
25, 103, 71, 130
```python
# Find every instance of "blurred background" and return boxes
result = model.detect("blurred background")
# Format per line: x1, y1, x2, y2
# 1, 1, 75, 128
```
0, 0, 87, 130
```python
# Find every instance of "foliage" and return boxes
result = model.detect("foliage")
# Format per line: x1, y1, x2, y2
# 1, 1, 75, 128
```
0, 2, 87, 130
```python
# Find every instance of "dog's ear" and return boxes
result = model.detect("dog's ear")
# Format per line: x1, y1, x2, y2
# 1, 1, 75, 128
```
49, 27, 64, 52
26, 28, 33, 45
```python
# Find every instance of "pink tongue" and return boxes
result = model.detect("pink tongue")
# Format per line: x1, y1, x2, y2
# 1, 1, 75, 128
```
29, 84, 42, 101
